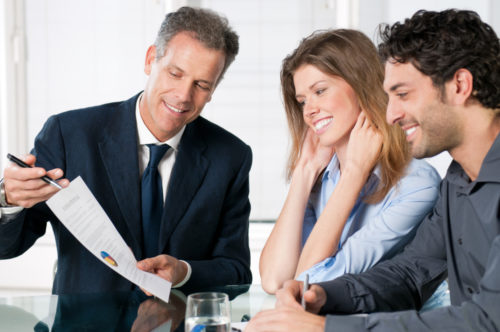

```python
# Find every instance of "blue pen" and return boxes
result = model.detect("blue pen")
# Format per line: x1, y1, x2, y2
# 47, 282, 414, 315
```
7, 153, 62, 189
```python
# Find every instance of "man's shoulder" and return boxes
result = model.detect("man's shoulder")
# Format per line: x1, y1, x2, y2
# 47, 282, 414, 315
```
53, 94, 138, 124
188, 117, 250, 150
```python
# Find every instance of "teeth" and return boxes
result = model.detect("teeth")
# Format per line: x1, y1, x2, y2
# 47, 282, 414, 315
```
405, 127, 416, 136
166, 103, 186, 113
315, 118, 333, 131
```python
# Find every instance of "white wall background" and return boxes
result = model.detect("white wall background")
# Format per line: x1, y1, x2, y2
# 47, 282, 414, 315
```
1, 0, 498, 295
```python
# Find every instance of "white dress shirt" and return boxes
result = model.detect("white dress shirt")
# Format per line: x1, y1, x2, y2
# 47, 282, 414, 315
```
135, 94, 185, 201
135, 94, 191, 288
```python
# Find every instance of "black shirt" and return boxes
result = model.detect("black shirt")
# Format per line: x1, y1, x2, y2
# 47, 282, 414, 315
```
320, 133, 500, 331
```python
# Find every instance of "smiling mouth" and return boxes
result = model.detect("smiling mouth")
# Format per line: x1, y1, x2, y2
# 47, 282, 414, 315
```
165, 102, 188, 113
314, 117, 333, 132
405, 126, 417, 137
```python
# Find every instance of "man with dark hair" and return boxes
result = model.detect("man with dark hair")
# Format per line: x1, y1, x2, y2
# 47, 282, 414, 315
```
0, 7, 252, 293
247, 9, 500, 332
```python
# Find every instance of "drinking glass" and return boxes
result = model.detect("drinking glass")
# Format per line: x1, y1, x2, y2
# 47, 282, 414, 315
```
185, 292, 231, 332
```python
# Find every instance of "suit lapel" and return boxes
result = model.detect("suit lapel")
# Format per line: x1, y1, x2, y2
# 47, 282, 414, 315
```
159, 121, 209, 250
98, 94, 142, 252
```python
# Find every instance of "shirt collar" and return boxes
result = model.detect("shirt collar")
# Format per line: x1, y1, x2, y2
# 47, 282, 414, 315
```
448, 132, 500, 188
322, 154, 382, 182
135, 93, 185, 150
322, 154, 340, 182
476, 132, 500, 183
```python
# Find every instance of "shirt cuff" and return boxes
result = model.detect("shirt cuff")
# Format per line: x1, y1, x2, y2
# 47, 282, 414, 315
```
172, 260, 191, 288
324, 314, 367, 332
0, 206, 24, 218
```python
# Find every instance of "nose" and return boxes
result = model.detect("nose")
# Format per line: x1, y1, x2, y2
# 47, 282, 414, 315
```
386, 98, 404, 125
175, 80, 194, 104
303, 100, 320, 118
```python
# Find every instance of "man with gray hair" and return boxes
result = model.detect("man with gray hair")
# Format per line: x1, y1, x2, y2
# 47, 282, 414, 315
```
0, 6, 252, 294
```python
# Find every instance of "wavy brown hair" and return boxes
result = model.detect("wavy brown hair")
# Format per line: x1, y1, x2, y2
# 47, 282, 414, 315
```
281, 29, 410, 203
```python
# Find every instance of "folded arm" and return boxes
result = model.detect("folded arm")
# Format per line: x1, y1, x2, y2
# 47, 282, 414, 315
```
297, 161, 440, 282
322, 234, 500, 331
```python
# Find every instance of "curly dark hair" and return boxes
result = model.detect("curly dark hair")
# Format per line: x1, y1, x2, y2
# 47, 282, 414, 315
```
154, 6, 239, 83
378, 9, 500, 109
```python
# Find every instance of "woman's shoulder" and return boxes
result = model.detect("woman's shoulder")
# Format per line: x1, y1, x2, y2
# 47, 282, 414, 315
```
369, 159, 441, 217
381, 158, 441, 204
403, 158, 442, 185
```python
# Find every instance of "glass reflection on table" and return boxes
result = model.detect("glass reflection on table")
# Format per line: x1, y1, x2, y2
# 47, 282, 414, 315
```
0, 284, 274, 332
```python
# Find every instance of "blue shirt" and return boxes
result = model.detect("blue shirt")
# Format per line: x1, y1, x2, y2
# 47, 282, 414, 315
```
297, 156, 441, 283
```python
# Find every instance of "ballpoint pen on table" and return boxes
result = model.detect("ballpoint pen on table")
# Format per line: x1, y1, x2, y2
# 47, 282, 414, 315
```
6, 153, 62, 189
301, 273, 309, 309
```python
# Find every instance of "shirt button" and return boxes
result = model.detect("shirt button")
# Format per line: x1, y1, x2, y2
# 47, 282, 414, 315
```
467, 287, 474, 294
458, 238, 463, 245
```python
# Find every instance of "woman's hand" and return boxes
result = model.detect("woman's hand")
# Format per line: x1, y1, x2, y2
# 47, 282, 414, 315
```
297, 128, 335, 176
344, 111, 383, 178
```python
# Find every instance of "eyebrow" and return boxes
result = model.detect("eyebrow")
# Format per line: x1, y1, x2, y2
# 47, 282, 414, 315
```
388, 82, 408, 92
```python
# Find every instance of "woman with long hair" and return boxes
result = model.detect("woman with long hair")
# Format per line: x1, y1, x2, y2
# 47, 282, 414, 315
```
260, 29, 442, 297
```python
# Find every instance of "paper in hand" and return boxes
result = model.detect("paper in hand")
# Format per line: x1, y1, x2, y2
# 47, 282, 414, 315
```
47, 176, 171, 302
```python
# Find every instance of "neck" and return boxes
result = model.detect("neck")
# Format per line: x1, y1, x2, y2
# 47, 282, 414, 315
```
449, 107, 500, 181
334, 137, 349, 171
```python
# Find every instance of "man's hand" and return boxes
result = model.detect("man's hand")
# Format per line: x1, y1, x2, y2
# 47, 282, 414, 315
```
275, 280, 327, 314
245, 307, 326, 332
131, 291, 186, 332
137, 254, 188, 291
3, 154, 69, 208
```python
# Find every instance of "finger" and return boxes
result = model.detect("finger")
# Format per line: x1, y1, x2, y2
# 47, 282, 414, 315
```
139, 286, 153, 296
362, 112, 375, 131
10, 177, 61, 194
5, 177, 45, 193
46, 168, 64, 180
137, 255, 168, 271
45, 169, 70, 188
21, 154, 37, 166
275, 282, 303, 310
5, 181, 61, 207
353, 111, 366, 131
303, 288, 323, 307
304, 285, 326, 313
137, 259, 153, 271
5, 164, 48, 182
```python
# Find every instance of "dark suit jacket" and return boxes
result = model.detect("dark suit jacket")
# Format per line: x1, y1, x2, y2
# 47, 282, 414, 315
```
0, 93, 252, 294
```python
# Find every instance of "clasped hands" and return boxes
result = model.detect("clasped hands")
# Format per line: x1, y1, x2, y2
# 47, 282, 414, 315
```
246, 280, 327, 332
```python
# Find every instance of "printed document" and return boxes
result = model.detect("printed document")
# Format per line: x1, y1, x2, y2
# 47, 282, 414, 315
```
47, 176, 171, 302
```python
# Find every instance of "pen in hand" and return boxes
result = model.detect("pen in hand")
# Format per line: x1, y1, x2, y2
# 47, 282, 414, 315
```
301, 273, 309, 309
7, 153, 63, 190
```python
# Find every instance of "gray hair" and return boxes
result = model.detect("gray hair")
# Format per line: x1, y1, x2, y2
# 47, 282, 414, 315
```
154, 6, 239, 83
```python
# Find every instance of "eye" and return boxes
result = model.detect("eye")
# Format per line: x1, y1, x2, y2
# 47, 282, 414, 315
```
196, 82, 211, 91
296, 99, 305, 108
396, 92, 408, 99
315, 88, 326, 96
169, 71, 180, 78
